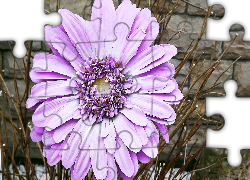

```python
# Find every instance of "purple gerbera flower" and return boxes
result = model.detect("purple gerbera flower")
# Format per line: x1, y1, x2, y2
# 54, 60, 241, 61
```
26, 0, 183, 179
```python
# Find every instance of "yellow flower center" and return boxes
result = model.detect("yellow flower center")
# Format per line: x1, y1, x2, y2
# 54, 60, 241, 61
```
92, 75, 111, 94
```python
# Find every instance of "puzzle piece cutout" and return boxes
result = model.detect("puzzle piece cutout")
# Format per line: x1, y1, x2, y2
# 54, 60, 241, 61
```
207, 0, 249, 41
0, 0, 61, 58
206, 79, 250, 167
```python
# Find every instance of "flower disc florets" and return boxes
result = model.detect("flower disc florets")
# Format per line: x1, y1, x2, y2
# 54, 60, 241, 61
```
74, 57, 132, 123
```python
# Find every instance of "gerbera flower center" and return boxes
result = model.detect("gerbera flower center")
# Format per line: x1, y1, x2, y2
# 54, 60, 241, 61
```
92, 75, 111, 94
74, 57, 133, 123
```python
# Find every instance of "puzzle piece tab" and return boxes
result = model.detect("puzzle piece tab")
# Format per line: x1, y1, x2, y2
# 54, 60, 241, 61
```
207, 0, 249, 41
0, 0, 61, 58
206, 79, 250, 167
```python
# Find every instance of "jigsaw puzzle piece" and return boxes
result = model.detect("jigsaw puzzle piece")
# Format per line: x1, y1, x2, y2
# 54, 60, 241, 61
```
129, 59, 182, 141
206, 79, 250, 166
99, 113, 160, 177
29, 53, 77, 83
0, 0, 61, 58
166, 17, 208, 60
42, 120, 116, 179
68, 122, 117, 180
170, 21, 202, 41
44, 25, 85, 65
42, 2, 161, 79
44, 10, 109, 63
207, 0, 249, 41
82, 0, 102, 21
89, 125, 114, 179
42, 138, 69, 165
27, 52, 79, 111
29, 95, 80, 131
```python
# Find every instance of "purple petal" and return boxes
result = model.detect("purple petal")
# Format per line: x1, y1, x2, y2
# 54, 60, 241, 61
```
155, 122, 169, 143
117, 166, 133, 180
42, 129, 55, 146
130, 8, 151, 34
44, 100, 81, 131
90, 125, 108, 180
91, 0, 116, 57
32, 125, 44, 134
101, 118, 111, 137
129, 94, 174, 119
32, 96, 76, 127
44, 25, 84, 71
29, 71, 70, 84
43, 141, 66, 166
71, 165, 77, 180
142, 121, 159, 158
74, 122, 97, 179
113, 113, 142, 153
120, 106, 148, 126
153, 79, 177, 94
59, 9, 99, 59
44, 24, 64, 57
144, 120, 158, 138
114, 136, 134, 177
147, 112, 176, 125
150, 78, 183, 102
142, 135, 158, 158
137, 17, 159, 52
136, 62, 175, 79
89, 114, 97, 124
120, 28, 146, 66
112, 0, 140, 61
104, 122, 117, 154
116, 0, 140, 30
32, 53, 76, 78
27, 79, 77, 109
30, 126, 44, 142
62, 120, 92, 168
105, 152, 117, 180
124, 45, 165, 75
53, 119, 78, 143
134, 76, 176, 93
134, 125, 148, 146
136, 44, 177, 75
73, 150, 91, 179
136, 150, 151, 163
151, 92, 182, 104
28, 100, 43, 111
129, 149, 138, 176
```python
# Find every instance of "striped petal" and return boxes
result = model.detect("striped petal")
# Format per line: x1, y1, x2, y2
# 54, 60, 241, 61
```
120, 106, 148, 126
129, 94, 174, 119
113, 113, 142, 153
114, 136, 134, 177
90, 124, 108, 179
